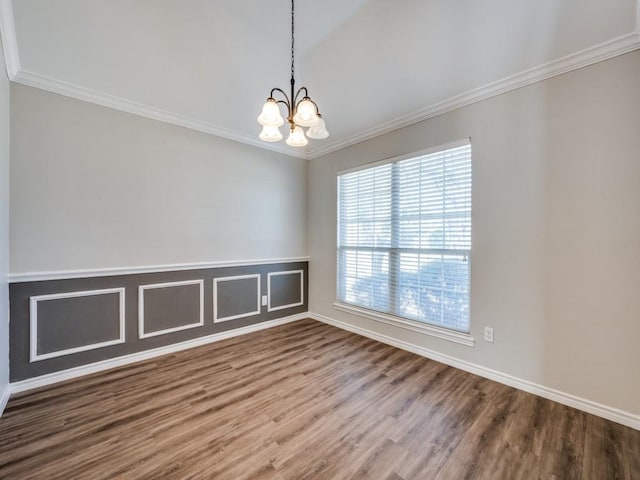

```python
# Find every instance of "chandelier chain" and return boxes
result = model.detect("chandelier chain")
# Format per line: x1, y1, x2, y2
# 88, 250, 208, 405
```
291, 0, 295, 80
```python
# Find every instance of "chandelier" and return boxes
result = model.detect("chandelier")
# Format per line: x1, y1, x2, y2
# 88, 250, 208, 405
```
257, 0, 329, 147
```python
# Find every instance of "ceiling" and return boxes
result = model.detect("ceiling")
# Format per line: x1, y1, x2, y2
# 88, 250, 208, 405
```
2, 0, 639, 159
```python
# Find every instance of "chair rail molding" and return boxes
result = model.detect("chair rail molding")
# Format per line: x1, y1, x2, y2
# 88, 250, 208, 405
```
8, 257, 311, 283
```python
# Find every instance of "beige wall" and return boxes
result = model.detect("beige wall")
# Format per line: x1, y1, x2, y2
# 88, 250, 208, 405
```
10, 84, 308, 273
5, 41, 640, 419
0, 37, 9, 395
308, 51, 640, 415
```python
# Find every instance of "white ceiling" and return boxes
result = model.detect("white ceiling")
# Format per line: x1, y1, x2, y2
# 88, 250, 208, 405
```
3, 0, 640, 158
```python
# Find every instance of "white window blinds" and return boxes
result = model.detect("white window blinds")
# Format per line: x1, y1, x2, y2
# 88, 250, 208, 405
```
337, 142, 472, 332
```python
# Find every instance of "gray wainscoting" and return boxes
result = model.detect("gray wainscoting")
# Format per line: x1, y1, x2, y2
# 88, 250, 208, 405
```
9, 262, 308, 381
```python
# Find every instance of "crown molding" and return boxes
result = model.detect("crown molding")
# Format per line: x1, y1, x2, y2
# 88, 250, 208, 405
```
12, 69, 308, 160
306, 31, 640, 159
0, 0, 305, 159
0, 0, 639, 161
0, 0, 19, 78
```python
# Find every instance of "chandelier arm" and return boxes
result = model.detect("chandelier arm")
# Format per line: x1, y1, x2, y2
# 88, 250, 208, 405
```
275, 100, 292, 119
270, 88, 292, 108
270, 87, 289, 100
293, 86, 309, 106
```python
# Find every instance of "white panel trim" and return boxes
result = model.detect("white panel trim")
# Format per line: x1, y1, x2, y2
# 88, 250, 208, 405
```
309, 312, 640, 431
8, 256, 310, 283
0, 384, 9, 417
267, 270, 304, 312
138, 280, 204, 339
334, 302, 475, 347
10, 312, 308, 394
306, 32, 640, 159
11, 69, 307, 159
0, 0, 19, 79
29, 288, 126, 362
213, 274, 261, 323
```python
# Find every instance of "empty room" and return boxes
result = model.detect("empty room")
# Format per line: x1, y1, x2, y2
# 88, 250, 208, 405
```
0, 0, 638, 478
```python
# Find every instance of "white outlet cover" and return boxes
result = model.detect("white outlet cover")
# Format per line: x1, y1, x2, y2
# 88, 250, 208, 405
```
484, 327, 494, 342
261, 295, 268, 306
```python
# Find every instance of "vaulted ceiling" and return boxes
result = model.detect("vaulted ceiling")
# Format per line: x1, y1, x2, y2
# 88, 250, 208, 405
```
2, 0, 639, 159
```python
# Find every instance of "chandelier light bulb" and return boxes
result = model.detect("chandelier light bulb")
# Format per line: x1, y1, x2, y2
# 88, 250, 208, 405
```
306, 115, 329, 140
258, 98, 285, 127
286, 125, 308, 147
293, 98, 320, 127
259, 125, 283, 142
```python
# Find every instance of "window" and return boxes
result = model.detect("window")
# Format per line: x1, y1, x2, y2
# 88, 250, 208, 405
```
337, 141, 472, 334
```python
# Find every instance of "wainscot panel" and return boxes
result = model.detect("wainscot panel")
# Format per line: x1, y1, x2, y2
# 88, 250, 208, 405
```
138, 280, 204, 338
214, 275, 261, 322
9, 261, 308, 381
268, 270, 304, 312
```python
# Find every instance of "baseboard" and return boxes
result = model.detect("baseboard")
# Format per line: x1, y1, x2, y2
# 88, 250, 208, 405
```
8, 311, 638, 430
10, 313, 308, 395
309, 312, 640, 431
0, 383, 9, 417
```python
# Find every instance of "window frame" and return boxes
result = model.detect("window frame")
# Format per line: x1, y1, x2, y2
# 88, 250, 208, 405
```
335, 139, 475, 347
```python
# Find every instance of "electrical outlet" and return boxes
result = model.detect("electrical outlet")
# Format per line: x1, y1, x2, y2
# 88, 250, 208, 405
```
261, 295, 268, 306
484, 327, 494, 343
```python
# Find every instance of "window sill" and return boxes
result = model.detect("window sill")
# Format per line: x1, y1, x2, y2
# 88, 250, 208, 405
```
333, 302, 475, 347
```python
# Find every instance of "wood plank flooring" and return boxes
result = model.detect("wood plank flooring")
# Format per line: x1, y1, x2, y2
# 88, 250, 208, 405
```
0, 319, 638, 479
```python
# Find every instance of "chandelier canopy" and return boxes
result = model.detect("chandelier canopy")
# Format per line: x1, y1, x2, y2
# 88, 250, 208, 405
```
257, 0, 329, 147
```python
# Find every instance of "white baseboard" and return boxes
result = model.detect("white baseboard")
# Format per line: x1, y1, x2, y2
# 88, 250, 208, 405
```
309, 312, 640, 431
10, 313, 308, 395
7, 311, 638, 431
0, 383, 9, 417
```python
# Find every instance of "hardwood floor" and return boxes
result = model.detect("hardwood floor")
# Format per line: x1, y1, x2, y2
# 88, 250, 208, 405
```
0, 319, 638, 479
